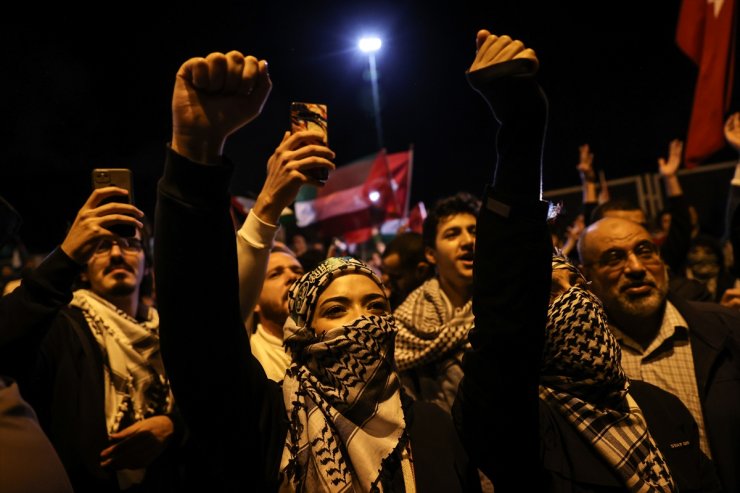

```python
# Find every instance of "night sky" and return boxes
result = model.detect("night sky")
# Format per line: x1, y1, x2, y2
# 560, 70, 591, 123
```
3, 1, 738, 252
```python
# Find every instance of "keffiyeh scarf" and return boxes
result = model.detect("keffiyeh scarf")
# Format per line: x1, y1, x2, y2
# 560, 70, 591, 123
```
71, 289, 172, 435
278, 257, 407, 493
393, 278, 474, 371
541, 280, 675, 492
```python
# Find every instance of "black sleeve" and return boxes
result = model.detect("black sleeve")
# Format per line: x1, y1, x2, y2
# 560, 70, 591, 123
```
583, 201, 597, 226
454, 190, 551, 491
0, 248, 81, 382
155, 148, 286, 491
453, 60, 552, 492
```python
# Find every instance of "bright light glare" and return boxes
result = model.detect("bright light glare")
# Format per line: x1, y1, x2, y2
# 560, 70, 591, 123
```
368, 190, 381, 202
358, 37, 382, 53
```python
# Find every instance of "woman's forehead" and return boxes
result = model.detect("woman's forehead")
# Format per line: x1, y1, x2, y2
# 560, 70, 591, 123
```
319, 274, 384, 300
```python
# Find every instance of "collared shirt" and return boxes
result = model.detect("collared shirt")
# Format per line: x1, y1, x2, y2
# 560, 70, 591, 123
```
610, 301, 711, 457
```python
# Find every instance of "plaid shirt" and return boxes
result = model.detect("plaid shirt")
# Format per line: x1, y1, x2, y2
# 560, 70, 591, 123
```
610, 301, 711, 457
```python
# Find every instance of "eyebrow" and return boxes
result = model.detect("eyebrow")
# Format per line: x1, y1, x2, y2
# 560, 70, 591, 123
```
601, 239, 655, 255
319, 292, 386, 307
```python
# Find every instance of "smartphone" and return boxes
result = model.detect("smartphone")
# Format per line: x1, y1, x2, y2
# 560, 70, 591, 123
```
290, 102, 329, 183
91, 168, 136, 238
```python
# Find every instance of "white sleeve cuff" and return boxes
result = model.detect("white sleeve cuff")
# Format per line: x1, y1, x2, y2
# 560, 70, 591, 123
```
237, 210, 279, 250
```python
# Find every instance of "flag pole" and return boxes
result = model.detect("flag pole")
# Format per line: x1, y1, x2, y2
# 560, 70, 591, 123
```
380, 148, 403, 221
403, 144, 414, 220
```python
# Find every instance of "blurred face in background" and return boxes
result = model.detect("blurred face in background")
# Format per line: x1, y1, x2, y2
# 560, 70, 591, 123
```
256, 252, 304, 328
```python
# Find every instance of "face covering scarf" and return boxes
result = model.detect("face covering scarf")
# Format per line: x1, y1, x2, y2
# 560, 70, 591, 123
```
278, 257, 406, 493
540, 283, 675, 492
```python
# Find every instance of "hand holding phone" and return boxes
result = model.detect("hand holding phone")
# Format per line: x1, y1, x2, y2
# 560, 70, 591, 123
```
290, 102, 329, 183
92, 168, 136, 238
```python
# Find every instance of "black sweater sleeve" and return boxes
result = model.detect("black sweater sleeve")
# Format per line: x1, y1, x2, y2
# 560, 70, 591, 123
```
0, 247, 81, 381
155, 148, 286, 492
453, 61, 552, 492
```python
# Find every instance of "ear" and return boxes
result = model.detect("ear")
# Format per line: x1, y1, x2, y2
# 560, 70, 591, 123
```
415, 260, 431, 280
424, 246, 437, 266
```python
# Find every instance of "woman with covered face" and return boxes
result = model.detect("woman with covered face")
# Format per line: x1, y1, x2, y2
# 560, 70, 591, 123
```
452, 30, 719, 492
155, 43, 480, 491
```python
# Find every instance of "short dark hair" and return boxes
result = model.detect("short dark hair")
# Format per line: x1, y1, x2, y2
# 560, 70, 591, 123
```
590, 198, 644, 223
383, 232, 426, 266
422, 192, 480, 249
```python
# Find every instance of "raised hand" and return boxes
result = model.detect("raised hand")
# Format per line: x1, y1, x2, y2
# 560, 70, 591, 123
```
469, 30, 538, 73
577, 144, 596, 183
252, 130, 336, 225
658, 139, 684, 177
60, 188, 144, 265
598, 170, 610, 204
171, 51, 272, 163
561, 214, 585, 257
725, 112, 740, 152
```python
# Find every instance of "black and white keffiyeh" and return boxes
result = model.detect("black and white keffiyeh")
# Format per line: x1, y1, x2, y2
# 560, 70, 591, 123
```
541, 279, 675, 492
279, 257, 407, 493
71, 289, 172, 435
393, 278, 474, 371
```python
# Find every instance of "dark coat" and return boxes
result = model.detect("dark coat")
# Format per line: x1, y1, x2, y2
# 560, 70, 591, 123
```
670, 294, 740, 492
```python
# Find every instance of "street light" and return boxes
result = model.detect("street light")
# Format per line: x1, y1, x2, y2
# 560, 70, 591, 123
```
358, 36, 384, 150
357, 36, 402, 228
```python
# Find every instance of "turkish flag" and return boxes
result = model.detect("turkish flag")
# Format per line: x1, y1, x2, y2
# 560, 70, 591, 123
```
676, 0, 736, 167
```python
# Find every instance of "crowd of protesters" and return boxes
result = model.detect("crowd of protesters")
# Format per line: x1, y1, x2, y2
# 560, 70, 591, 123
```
2, 26, 740, 493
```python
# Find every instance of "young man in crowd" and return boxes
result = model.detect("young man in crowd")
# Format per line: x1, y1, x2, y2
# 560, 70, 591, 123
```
393, 192, 479, 413
2, 188, 184, 492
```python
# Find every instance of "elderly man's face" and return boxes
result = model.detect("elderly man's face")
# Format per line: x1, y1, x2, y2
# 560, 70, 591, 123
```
581, 218, 668, 320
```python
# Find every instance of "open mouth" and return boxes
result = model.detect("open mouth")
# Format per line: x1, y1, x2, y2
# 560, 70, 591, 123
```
459, 252, 475, 263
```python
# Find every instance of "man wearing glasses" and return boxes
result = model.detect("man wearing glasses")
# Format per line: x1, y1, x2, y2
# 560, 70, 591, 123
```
578, 216, 740, 492
2, 186, 184, 492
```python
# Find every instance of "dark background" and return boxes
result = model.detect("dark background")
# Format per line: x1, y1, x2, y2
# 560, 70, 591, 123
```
2, 1, 738, 253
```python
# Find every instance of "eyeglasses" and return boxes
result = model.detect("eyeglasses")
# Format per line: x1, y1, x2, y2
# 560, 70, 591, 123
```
93, 237, 143, 255
587, 240, 661, 271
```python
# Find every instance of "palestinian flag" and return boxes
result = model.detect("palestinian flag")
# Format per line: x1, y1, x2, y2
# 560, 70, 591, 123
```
294, 148, 413, 244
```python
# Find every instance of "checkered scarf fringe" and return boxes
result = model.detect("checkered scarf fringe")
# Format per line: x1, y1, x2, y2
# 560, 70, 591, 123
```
393, 278, 474, 371
540, 285, 675, 492
71, 290, 172, 434
279, 314, 406, 493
